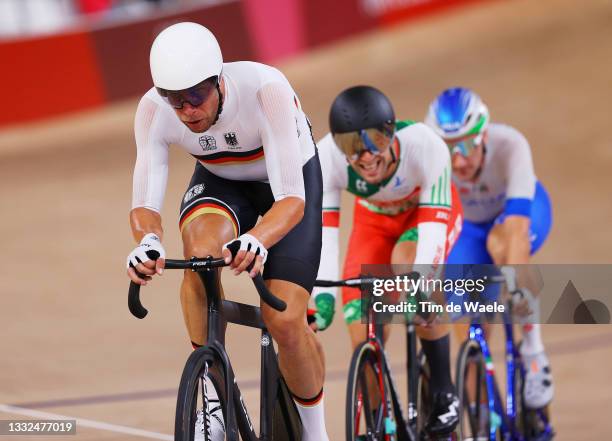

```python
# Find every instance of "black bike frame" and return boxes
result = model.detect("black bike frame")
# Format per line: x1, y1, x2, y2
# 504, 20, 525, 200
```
128, 253, 295, 441
198, 267, 285, 441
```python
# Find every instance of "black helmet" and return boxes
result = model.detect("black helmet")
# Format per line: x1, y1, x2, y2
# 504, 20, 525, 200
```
329, 86, 396, 160
329, 85, 395, 133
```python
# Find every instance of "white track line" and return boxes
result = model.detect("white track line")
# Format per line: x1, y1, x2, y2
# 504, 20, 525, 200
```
0, 404, 173, 440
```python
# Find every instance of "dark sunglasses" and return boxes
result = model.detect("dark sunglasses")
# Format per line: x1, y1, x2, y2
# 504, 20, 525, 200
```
156, 77, 218, 110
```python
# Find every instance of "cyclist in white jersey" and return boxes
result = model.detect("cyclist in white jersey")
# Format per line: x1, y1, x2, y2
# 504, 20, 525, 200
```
425, 87, 554, 410
313, 86, 463, 435
125, 22, 329, 440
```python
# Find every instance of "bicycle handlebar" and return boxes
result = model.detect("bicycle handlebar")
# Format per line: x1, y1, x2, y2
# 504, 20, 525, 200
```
317, 270, 518, 292
128, 241, 286, 319
314, 267, 531, 323
315, 269, 525, 300
315, 271, 421, 288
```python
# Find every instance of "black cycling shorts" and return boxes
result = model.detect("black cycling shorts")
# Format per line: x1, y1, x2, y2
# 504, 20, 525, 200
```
179, 154, 323, 293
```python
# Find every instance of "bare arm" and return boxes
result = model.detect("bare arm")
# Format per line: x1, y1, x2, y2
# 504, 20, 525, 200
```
249, 196, 304, 249
500, 215, 530, 265
498, 215, 545, 317
127, 208, 166, 284
130, 207, 164, 242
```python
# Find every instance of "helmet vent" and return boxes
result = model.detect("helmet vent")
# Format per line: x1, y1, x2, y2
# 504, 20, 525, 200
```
341, 108, 351, 125
362, 104, 369, 123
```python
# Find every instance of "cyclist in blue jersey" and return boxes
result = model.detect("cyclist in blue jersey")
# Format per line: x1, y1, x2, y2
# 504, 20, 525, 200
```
425, 87, 554, 410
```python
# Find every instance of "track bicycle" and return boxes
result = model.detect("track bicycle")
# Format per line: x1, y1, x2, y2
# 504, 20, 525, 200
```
315, 274, 456, 441
128, 245, 303, 441
454, 266, 555, 441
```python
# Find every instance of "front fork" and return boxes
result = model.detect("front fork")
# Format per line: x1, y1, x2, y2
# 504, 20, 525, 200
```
406, 324, 419, 429
470, 325, 506, 441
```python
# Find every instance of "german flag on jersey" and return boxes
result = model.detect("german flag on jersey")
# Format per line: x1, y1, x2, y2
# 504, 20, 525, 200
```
192, 146, 264, 165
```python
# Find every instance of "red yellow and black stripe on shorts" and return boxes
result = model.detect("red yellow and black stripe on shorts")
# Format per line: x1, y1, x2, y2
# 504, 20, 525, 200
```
179, 197, 239, 237
191, 146, 264, 166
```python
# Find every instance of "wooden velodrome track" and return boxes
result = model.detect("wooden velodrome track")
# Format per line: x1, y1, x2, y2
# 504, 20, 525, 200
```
1, 0, 611, 439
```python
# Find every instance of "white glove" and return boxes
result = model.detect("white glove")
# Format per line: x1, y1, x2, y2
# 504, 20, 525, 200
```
126, 233, 166, 269
223, 233, 268, 264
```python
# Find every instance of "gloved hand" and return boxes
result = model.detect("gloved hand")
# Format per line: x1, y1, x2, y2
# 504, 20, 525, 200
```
512, 287, 536, 319
312, 293, 335, 331
126, 233, 166, 285
222, 233, 268, 278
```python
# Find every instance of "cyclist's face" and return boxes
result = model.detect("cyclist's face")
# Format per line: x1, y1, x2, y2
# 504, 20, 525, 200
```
348, 139, 395, 184
172, 78, 223, 133
450, 133, 486, 181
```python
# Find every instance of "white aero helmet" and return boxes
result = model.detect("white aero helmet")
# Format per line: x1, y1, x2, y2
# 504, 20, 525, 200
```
150, 22, 223, 91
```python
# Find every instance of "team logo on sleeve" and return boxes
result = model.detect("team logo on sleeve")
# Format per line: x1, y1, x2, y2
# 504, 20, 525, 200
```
199, 135, 217, 151
224, 132, 239, 148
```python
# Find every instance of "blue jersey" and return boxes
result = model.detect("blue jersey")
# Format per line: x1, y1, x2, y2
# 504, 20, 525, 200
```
447, 123, 552, 264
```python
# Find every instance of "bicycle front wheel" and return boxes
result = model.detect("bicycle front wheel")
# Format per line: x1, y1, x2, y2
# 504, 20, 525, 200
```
416, 350, 431, 435
175, 347, 228, 441
456, 339, 500, 441
346, 340, 399, 441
